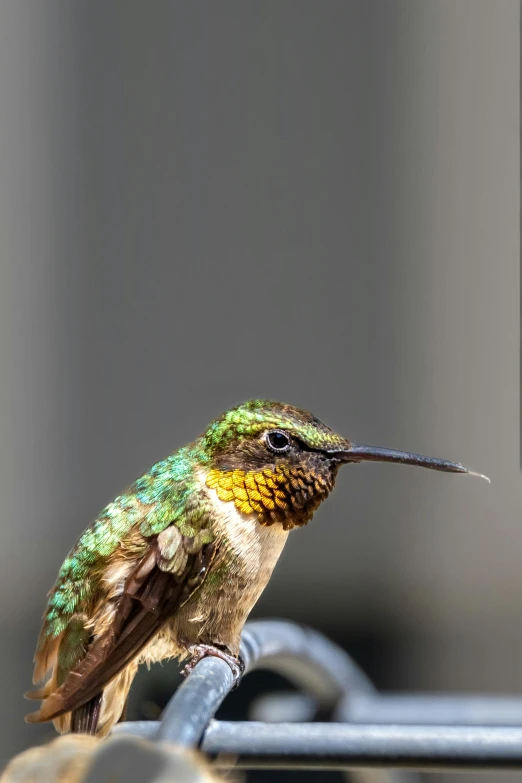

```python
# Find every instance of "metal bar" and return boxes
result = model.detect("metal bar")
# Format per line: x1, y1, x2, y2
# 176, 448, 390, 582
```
253, 691, 522, 726
249, 692, 317, 723
115, 718, 522, 771
154, 656, 235, 745
146, 619, 376, 746
200, 721, 522, 771
240, 619, 376, 702
341, 693, 522, 726
114, 721, 160, 738
114, 621, 416, 781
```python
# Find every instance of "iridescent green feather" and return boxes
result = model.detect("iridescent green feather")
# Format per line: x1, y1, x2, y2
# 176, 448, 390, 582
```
204, 399, 347, 453
43, 443, 206, 640
56, 618, 90, 686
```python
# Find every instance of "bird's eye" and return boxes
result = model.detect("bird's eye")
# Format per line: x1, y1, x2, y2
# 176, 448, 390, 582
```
266, 430, 291, 453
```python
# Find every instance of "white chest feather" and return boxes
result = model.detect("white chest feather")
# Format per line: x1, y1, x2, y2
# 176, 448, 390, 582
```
215, 495, 289, 580
197, 468, 289, 584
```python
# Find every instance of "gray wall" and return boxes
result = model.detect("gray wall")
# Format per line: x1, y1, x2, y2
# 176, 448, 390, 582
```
0, 2, 519, 781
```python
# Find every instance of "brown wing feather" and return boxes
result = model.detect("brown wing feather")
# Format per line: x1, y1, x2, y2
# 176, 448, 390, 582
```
26, 534, 216, 725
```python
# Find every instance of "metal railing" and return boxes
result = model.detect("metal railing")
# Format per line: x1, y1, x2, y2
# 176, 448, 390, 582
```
109, 619, 522, 776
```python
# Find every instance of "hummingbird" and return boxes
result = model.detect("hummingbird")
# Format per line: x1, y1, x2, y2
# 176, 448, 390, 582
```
26, 400, 487, 737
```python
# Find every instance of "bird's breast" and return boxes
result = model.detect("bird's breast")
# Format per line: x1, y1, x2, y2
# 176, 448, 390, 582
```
214, 493, 289, 581
199, 469, 289, 579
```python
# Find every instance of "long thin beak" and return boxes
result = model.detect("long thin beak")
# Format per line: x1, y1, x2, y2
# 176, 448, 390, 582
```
330, 443, 489, 481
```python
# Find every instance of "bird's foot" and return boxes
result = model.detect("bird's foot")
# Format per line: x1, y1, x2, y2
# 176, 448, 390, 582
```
182, 644, 244, 687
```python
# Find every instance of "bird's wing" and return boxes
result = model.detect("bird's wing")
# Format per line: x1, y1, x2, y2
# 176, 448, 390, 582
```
26, 524, 216, 725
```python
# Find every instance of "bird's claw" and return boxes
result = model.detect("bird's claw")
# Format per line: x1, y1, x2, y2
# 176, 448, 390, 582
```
182, 644, 244, 687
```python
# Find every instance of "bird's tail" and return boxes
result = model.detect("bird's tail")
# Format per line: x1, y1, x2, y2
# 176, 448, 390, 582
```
26, 661, 138, 737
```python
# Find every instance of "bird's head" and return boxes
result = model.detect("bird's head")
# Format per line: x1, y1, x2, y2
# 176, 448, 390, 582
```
201, 400, 486, 530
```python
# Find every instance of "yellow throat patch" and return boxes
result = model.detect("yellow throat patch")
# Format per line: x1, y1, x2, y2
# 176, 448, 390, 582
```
205, 466, 332, 529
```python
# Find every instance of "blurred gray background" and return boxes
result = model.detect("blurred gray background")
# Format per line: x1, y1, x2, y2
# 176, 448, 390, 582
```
0, 1, 519, 781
